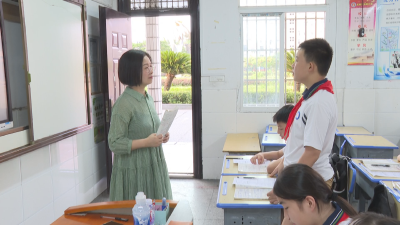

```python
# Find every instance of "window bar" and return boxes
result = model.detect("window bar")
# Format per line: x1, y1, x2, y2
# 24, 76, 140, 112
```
255, 17, 258, 105
265, 16, 268, 105
294, 12, 297, 104
284, 14, 288, 105
275, 16, 278, 105
246, 18, 249, 101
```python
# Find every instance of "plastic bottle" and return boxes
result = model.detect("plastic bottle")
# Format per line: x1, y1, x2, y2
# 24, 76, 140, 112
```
132, 192, 150, 225
146, 199, 155, 225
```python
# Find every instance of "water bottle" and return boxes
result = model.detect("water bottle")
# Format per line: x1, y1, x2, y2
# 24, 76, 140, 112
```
132, 192, 150, 225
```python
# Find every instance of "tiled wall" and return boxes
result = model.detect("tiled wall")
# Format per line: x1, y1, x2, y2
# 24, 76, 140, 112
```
200, 0, 400, 179
0, 0, 115, 224
0, 131, 107, 225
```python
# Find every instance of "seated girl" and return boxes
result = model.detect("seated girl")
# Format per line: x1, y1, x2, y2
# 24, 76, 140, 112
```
273, 164, 357, 225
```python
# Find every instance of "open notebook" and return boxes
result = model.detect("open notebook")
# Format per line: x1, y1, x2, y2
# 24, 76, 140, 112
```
233, 177, 275, 200
234, 159, 270, 173
360, 159, 400, 177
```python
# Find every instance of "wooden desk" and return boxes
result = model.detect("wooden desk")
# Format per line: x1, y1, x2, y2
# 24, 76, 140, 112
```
217, 175, 282, 225
380, 181, 400, 220
350, 159, 400, 212
265, 124, 278, 134
223, 133, 261, 155
52, 200, 191, 225
261, 133, 285, 152
343, 135, 398, 159
335, 126, 372, 148
221, 155, 265, 175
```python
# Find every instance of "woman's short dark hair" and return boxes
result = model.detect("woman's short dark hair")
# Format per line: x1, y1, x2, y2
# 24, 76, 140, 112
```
298, 38, 333, 76
273, 164, 357, 217
118, 50, 152, 86
273, 105, 294, 124
351, 212, 400, 225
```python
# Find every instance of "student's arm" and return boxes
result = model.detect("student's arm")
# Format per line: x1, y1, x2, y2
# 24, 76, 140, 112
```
297, 146, 321, 167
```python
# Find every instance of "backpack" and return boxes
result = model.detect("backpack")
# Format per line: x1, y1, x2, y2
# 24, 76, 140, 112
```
329, 153, 350, 199
368, 184, 397, 218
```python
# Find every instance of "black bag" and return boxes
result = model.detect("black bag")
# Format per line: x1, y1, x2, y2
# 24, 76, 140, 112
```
368, 184, 397, 218
329, 153, 350, 199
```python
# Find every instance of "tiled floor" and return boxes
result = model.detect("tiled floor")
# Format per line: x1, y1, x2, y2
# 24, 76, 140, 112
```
91, 179, 223, 225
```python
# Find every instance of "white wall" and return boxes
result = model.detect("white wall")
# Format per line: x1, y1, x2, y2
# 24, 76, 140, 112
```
200, 0, 400, 179
0, 0, 115, 224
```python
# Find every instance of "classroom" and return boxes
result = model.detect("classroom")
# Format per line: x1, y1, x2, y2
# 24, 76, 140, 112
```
0, 0, 400, 224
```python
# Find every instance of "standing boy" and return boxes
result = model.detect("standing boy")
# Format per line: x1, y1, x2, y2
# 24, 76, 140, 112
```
271, 38, 337, 187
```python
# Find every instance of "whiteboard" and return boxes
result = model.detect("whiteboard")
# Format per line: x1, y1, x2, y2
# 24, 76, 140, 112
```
22, 0, 88, 140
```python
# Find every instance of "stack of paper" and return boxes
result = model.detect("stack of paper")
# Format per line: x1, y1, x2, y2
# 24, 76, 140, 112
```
233, 177, 275, 200
233, 177, 276, 189
359, 160, 400, 177
234, 188, 271, 200
233, 159, 270, 173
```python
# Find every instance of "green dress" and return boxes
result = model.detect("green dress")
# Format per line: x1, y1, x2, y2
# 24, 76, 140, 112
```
108, 87, 172, 201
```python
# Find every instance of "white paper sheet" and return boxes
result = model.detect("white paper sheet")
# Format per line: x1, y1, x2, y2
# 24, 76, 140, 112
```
364, 164, 400, 172
233, 177, 276, 188
234, 188, 271, 200
361, 159, 399, 165
238, 163, 269, 173
233, 159, 269, 165
157, 109, 178, 136
360, 164, 400, 177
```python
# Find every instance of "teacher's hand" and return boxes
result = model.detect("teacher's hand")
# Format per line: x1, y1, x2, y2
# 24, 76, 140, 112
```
146, 133, 163, 147
162, 132, 170, 143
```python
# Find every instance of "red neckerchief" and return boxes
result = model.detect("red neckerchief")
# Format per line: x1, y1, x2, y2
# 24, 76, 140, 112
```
284, 80, 334, 140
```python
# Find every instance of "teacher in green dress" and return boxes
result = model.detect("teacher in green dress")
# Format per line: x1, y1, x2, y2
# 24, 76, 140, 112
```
108, 49, 173, 201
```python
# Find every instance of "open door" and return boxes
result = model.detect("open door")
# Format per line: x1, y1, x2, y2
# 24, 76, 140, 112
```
99, 6, 132, 191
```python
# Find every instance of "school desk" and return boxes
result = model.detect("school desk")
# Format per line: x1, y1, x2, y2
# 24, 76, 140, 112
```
350, 159, 400, 212
261, 133, 285, 152
265, 124, 278, 134
223, 133, 261, 155
341, 135, 398, 159
217, 175, 282, 225
221, 155, 260, 176
52, 199, 192, 225
380, 181, 400, 220
335, 126, 372, 149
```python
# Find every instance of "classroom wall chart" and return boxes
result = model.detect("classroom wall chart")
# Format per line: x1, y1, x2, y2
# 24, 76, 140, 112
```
374, 0, 400, 80
348, 0, 377, 65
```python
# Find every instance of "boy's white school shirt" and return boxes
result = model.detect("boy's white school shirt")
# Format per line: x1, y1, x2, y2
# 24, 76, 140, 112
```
283, 90, 337, 181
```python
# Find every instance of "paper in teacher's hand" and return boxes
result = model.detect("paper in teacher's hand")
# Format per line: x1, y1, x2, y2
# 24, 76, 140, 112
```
157, 109, 178, 136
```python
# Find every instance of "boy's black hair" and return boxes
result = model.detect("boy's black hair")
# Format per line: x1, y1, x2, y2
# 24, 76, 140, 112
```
273, 105, 294, 124
298, 38, 333, 76
351, 212, 400, 225
118, 50, 152, 86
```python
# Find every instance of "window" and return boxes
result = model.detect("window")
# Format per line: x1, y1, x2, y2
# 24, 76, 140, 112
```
240, 0, 325, 7
285, 12, 325, 104
240, 4, 328, 111
242, 13, 283, 108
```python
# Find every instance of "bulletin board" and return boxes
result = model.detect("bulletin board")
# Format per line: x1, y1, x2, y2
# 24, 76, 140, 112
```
21, 0, 89, 141
374, 0, 400, 80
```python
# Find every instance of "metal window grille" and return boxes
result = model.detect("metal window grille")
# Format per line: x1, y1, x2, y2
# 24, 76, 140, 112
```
242, 11, 325, 108
240, 0, 325, 7
130, 0, 189, 10
242, 13, 281, 108
284, 12, 325, 104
